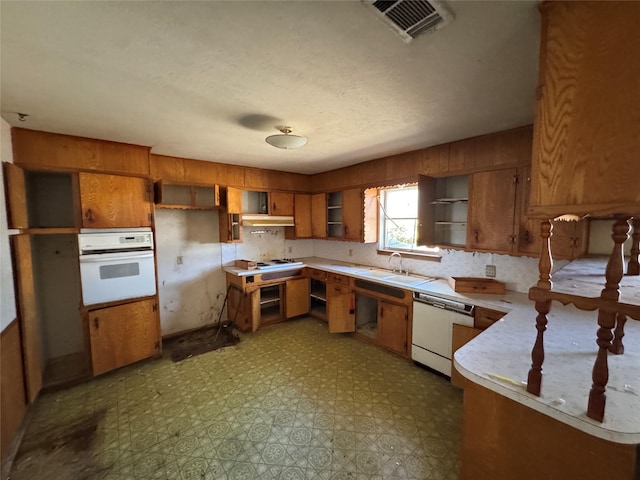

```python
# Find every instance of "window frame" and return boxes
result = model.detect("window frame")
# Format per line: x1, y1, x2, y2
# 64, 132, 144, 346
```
377, 185, 440, 259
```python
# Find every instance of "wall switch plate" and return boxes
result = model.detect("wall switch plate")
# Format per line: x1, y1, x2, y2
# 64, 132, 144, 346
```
176, 256, 183, 265
485, 265, 496, 277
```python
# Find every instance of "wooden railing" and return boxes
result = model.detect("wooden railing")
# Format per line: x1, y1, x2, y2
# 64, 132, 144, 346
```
527, 217, 640, 422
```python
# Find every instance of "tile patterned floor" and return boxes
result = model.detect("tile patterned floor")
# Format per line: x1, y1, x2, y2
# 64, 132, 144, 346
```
12, 318, 463, 480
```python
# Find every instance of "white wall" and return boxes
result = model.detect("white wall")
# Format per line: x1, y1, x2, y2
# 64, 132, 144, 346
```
155, 209, 314, 335
313, 240, 548, 294
589, 219, 633, 256
0, 119, 17, 332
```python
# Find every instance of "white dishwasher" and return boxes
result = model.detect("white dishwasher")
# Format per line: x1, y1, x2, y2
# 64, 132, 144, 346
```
412, 292, 474, 376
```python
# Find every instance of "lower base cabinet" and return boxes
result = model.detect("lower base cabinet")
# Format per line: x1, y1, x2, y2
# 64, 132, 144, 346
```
88, 298, 161, 376
377, 301, 409, 355
451, 306, 506, 387
226, 271, 309, 332
327, 281, 355, 333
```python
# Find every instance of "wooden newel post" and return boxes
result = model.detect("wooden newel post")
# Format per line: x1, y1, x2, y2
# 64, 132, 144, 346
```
587, 218, 631, 422
527, 220, 553, 396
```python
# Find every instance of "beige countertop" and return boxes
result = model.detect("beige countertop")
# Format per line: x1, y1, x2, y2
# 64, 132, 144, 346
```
225, 256, 640, 444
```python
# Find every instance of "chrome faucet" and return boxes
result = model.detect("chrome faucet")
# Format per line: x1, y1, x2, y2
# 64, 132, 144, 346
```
389, 252, 405, 274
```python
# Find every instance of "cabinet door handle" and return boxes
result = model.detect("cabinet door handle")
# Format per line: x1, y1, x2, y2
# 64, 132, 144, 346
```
272, 202, 276, 213
84, 209, 94, 222
344, 225, 349, 237
523, 230, 531, 244
94, 317, 99, 329
474, 230, 479, 243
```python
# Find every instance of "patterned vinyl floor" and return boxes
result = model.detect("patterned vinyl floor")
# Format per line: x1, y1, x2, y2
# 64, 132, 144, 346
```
11, 317, 462, 480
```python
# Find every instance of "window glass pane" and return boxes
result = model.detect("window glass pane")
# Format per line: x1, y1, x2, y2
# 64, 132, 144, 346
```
384, 188, 417, 218
384, 219, 417, 249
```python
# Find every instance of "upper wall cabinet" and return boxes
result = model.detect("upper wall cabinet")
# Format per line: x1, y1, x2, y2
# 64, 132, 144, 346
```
530, 1, 640, 219
240, 190, 294, 216
154, 181, 220, 210
418, 175, 469, 248
12, 128, 150, 176
4, 163, 80, 231
285, 194, 313, 239
79, 173, 153, 228
326, 189, 377, 243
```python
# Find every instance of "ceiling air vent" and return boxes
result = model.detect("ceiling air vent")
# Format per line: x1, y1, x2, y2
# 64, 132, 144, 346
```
364, 0, 453, 43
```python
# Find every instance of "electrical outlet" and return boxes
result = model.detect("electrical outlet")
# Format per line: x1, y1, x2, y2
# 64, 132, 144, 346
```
176, 256, 183, 265
485, 265, 496, 277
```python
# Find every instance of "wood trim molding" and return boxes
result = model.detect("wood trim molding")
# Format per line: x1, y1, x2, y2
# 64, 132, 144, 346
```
1, 319, 27, 466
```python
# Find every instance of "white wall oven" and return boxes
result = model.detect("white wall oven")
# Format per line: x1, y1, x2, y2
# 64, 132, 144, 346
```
78, 228, 156, 306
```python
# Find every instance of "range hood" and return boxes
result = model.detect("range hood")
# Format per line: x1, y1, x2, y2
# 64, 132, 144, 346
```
241, 215, 295, 227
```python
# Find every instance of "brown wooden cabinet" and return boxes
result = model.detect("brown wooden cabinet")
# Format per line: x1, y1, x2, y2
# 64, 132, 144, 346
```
418, 174, 469, 248
529, 1, 640, 220
467, 168, 519, 253
451, 324, 483, 388
311, 193, 327, 238
451, 307, 506, 388
326, 274, 354, 333
285, 194, 312, 239
154, 181, 220, 210
10, 234, 43, 402
79, 172, 152, 228
88, 298, 161, 376
377, 301, 408, 355
269, 191, 294, 216
285, 278, 310, 318
219, 186, 243, 243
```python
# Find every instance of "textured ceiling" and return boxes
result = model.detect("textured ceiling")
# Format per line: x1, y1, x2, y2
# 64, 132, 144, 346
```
0, 1, 540, 174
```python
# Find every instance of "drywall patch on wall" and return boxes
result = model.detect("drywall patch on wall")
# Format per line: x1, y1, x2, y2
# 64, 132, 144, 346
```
0, 119, 17, 332
155, 209, 227, 336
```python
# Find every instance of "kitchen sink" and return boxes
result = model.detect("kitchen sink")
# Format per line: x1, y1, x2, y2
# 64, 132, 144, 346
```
384, 275, 432, 287
355, 269, 394, 279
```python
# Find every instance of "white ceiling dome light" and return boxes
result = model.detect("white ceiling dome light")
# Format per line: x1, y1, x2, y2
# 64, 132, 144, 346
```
265, 126, 307, 150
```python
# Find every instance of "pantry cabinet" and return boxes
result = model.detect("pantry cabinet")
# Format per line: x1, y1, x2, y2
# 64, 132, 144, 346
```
88, 298, 161, 376
79, 172, 153, 228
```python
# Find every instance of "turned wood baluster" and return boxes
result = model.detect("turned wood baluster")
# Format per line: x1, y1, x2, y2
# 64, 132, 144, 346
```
587, 218, 631, 422
628, 218, 640, 276
527, 220, 553, 396
536, 220, 554, 290
609, 313, 627, 355
527, 300, 551, 396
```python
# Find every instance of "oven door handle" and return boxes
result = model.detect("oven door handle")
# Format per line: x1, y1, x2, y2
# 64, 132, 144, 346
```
79, 251, 154, 262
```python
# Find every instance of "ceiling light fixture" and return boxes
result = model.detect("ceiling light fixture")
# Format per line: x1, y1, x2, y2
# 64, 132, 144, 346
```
265, 126, 307, 150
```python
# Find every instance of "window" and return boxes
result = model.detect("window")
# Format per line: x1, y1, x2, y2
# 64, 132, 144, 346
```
379, 185, 439, 254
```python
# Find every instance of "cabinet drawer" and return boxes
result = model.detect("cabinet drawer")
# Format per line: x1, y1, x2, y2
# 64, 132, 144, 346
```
329, 283, 350, 295
474, 307, 506, 330
327, 273, 349, 286
306, 268, 327, 282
